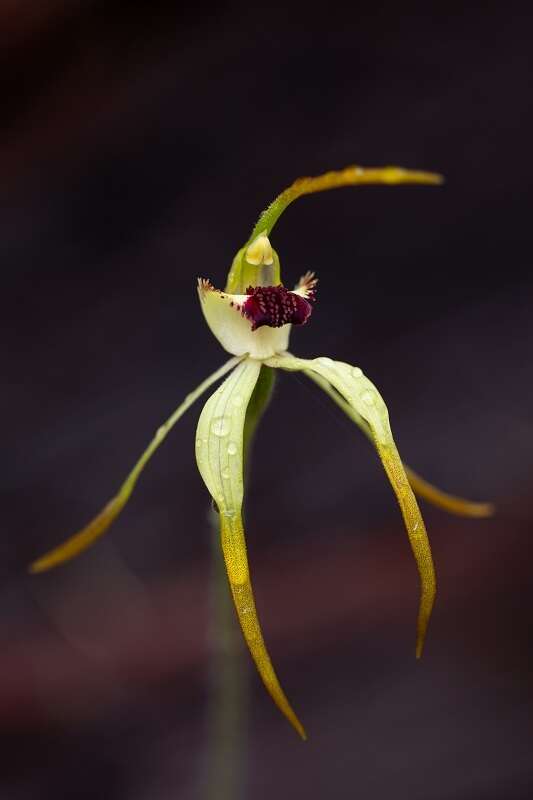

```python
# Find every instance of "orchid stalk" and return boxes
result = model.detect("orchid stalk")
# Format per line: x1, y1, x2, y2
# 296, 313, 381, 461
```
30, 165, 493, 740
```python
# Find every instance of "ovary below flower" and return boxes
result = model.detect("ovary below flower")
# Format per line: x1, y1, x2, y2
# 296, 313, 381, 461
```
29, 164, 493, 740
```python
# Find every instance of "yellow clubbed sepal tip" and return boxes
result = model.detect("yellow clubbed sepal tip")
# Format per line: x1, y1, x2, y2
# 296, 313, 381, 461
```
29, 496, 123, 573
220, 514, 307, 741
404, 467, 495, 519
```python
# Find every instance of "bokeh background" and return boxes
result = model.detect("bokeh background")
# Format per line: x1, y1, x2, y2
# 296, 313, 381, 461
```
2, 3, 533, 798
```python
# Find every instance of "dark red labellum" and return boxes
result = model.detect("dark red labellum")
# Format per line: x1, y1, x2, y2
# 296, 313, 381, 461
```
242, 285, 314, 331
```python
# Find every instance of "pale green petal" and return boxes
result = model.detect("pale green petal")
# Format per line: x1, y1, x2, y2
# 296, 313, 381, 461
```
29, 356, 242, 574
196, 358, 306, 739
305, 369, 494, 519
267, 352, 436, 659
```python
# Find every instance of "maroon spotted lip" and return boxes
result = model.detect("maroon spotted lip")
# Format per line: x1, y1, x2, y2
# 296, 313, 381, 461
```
241, 285, 315, 331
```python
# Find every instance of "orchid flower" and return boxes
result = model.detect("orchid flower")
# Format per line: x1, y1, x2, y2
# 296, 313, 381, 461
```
30, 165, 493, 740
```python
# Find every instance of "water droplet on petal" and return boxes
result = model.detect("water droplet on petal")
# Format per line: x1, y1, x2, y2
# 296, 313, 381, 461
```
211, 417, 230, 437
156, 426, 166, 440
227, 442, 238, 456
221, 467, 230, 479
351, 367, 363, 378
361, 390, 375, 406
317, 357, 334, 366
196, 438, 202, 448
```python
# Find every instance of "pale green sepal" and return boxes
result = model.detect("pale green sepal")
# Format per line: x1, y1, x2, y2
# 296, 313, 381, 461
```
305, 369, 494, 519
266, 352, 436, 660
195, 358, 306, 739
29, 356, 243, 573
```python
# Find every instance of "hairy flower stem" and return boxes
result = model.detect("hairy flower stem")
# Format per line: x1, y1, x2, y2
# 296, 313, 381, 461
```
204, 367, 275, 799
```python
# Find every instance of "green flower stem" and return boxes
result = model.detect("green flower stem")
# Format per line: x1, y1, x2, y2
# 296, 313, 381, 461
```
205, 366, 275, 800
205, 506, 249, 800
242, 364, 276, 460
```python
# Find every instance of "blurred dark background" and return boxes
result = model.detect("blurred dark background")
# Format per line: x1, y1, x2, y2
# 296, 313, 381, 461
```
2, 2, 533, 798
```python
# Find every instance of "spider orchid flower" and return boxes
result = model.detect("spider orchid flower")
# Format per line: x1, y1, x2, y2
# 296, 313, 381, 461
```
30, 165, 493, 740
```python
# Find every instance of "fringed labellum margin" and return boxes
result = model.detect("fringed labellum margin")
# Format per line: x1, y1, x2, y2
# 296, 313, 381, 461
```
197, 269, 317, 359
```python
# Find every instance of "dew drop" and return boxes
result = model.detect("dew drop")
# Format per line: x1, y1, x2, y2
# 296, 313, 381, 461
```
351, 367, 363, 378
227, 442, 238, 456
211, 417, 230, 437
361, 390, 375, 406
195, 438, 202, 448
221, 467, 230, 480
156, 426, 166, 441
317, 356, 334, 367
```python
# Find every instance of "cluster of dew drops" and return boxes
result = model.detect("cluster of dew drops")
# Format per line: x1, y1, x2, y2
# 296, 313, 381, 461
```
196, 390, 245, 483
